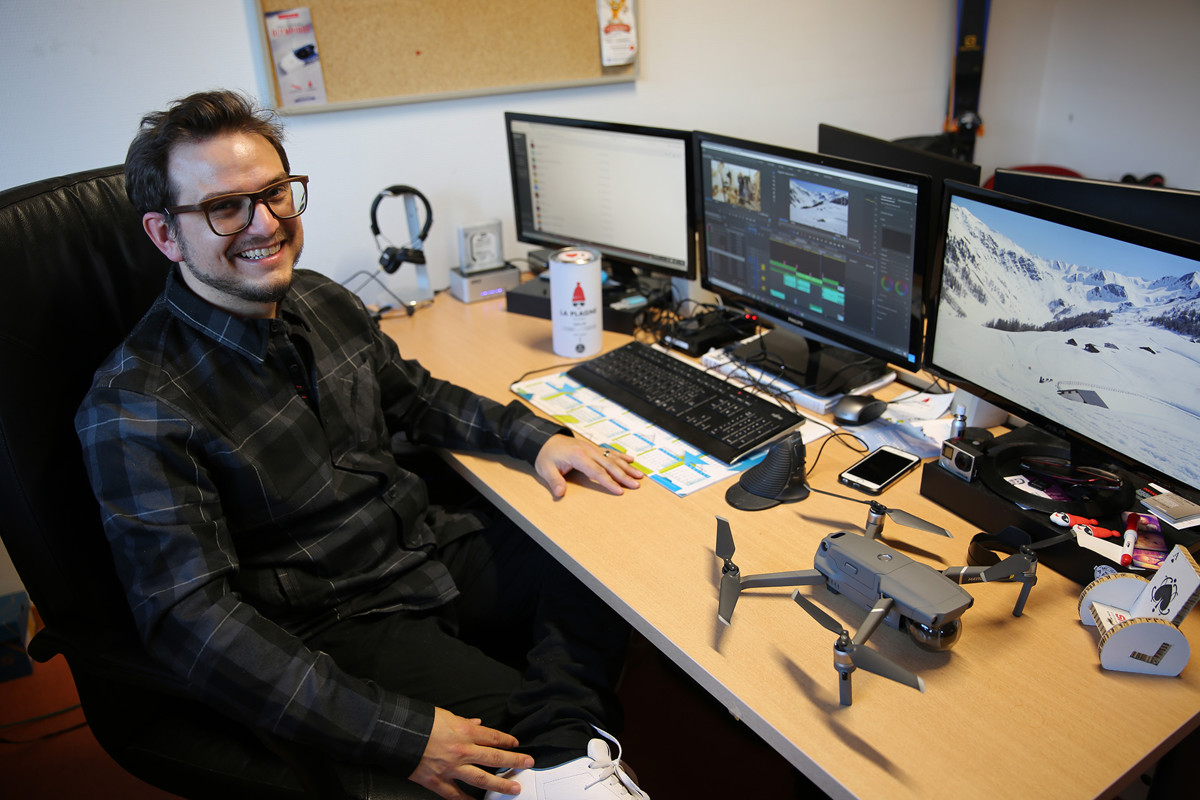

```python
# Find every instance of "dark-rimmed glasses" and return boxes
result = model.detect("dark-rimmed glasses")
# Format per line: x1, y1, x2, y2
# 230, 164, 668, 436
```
164, 176, 309, 236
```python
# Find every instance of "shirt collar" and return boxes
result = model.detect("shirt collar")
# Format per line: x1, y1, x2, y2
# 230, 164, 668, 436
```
164, 267, 305, 363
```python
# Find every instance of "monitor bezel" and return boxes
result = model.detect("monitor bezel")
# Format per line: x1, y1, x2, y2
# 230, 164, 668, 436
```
504, 111, 697, 281
693, 129, 934, 370
817, 123, 981, 190
991, 168, 1200, 245
926, 179, 1200, 492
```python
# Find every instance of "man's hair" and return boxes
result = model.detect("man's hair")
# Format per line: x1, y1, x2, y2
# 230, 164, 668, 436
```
124, 90, 290, 215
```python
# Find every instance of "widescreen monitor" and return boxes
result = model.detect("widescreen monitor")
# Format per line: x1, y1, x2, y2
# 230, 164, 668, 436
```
504, 112, 695, 282
927, 181, 1200, 498
695, 131, 933, 395
992, 168, 1200, 245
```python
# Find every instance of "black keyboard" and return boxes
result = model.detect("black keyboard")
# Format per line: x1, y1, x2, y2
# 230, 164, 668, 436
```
566, 341, 803, 464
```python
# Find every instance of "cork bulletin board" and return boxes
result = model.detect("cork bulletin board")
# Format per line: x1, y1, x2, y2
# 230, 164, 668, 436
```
256, 1, 638, 114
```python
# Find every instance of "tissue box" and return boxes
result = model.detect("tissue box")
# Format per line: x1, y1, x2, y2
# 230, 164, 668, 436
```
0, 591, 33, 682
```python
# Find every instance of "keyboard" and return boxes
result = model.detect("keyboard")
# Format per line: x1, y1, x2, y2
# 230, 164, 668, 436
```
566, 341, 804, 464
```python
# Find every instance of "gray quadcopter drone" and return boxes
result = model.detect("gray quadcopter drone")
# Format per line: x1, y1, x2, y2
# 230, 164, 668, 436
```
715, 503, 1046, 705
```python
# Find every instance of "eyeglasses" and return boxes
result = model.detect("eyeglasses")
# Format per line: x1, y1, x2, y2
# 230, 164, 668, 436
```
164, 176, 308, 236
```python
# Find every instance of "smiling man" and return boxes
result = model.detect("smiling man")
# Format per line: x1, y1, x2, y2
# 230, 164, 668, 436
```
145, 129, 305, 314
75, 90, 649, 800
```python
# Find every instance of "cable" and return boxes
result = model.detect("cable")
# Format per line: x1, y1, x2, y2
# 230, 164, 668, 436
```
804, 482, 873, 507
804, 427, 868, 477
509, 360, 581, 389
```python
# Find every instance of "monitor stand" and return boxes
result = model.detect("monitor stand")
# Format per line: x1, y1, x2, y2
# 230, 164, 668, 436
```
604, 261, 671, 298
729, 326, 891, 398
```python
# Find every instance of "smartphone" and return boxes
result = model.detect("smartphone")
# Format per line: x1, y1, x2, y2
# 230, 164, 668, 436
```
838, 445, 922, 495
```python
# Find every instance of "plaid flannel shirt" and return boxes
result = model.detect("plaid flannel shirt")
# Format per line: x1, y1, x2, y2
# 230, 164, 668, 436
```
75, 267, 563, 774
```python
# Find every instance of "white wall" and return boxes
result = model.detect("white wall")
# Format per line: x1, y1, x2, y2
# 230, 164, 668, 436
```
4, 0, 1196, 295
1031, 0, 1200, 187
1, 0, 1197, 589
0, 0, 953, 302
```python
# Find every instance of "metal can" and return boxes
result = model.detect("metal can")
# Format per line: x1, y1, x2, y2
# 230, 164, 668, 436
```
549, 247, 602, 358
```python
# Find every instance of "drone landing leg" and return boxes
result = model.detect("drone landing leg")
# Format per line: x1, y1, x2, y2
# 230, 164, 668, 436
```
838, 670, 853, 706
1012, 576, 1037, 617
833, 640, 856, 706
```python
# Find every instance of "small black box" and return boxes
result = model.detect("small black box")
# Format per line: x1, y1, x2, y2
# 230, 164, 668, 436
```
505, 279, 643, 335
661, 310, 759, 356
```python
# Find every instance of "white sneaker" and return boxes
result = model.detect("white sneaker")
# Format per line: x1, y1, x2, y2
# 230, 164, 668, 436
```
485, 729, 649, 799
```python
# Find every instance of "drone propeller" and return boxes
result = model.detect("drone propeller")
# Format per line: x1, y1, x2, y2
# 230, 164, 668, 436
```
716, 517, 742, 625
979, 552, 1035, 582
793, 590, 925, 703
844, 643, 925, 694
964, 527, 1074, 582
792, 588, 847, 636
876, 503, 953, 539
714, 517, 825, 625
1027, 530, 1075, 551
805, 485, 952, 540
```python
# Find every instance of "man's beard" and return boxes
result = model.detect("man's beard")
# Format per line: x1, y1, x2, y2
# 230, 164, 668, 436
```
179, 236, 301, 305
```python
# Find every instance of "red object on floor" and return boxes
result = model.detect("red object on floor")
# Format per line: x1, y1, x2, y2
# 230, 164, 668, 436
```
0, 632, 178, 799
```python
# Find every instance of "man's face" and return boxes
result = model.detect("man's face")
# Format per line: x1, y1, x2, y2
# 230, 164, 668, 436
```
143, 131, 304, 318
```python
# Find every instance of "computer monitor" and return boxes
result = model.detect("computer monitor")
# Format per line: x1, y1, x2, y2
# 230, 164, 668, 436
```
504, 112, 696, 282
991, 169, 1200, 245
818, 124, 981, 315
818, 123, 981, 215
695, 131, 933, 395
926, 180, 1200, 502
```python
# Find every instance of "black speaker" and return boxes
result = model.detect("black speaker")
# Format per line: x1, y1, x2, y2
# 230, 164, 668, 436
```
369, 185, 432, 274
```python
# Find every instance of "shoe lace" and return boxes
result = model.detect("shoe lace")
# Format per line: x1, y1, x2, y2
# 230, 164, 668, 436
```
586, 729, 645, 797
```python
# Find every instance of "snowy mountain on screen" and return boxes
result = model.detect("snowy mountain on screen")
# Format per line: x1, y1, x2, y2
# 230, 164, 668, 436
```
939, 202, 1200, 334
789, 182, 848, 210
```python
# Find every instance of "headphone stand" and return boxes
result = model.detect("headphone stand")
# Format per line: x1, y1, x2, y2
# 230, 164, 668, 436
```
367, 185, 435, 309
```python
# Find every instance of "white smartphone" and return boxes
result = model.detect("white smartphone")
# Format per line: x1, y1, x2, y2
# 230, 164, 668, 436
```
838, 445, 922, 495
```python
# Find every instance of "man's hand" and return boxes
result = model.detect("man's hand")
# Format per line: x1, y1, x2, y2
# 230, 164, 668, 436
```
534, 434, 643, 498
410, 708, 534, 799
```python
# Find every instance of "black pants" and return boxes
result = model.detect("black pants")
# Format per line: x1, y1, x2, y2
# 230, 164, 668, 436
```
308, 511, 630, 768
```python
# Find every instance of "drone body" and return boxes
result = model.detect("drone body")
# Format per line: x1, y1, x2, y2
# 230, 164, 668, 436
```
815, 530, 974, 647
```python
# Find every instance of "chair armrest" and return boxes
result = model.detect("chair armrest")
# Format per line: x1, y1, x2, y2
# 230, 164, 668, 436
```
28, 624, 190, 696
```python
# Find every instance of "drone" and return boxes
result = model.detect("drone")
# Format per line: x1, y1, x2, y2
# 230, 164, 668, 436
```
714, 507, 1047, 706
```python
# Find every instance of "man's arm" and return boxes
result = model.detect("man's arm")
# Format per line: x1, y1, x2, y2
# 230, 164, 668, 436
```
370, 323, 642, 496
75, 386, 435, 775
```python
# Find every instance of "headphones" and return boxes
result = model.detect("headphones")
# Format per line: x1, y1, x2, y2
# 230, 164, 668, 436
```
370, 185, 433, 274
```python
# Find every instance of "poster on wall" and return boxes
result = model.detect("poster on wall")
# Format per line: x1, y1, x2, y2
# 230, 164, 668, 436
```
596, 0, 637, 66
264, 7, 328, 108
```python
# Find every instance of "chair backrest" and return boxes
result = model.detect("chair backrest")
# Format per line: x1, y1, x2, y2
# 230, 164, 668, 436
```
0, 165, 169, 636
0, 167, 438, 800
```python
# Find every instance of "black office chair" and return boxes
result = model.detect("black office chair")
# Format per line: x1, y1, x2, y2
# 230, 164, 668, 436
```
0, 166, 434, 799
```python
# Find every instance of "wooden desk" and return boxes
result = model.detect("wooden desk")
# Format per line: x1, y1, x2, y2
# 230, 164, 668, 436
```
380, 293, 1200, 800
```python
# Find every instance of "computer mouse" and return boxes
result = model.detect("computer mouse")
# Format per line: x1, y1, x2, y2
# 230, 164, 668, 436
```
832, 394, 887, 426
